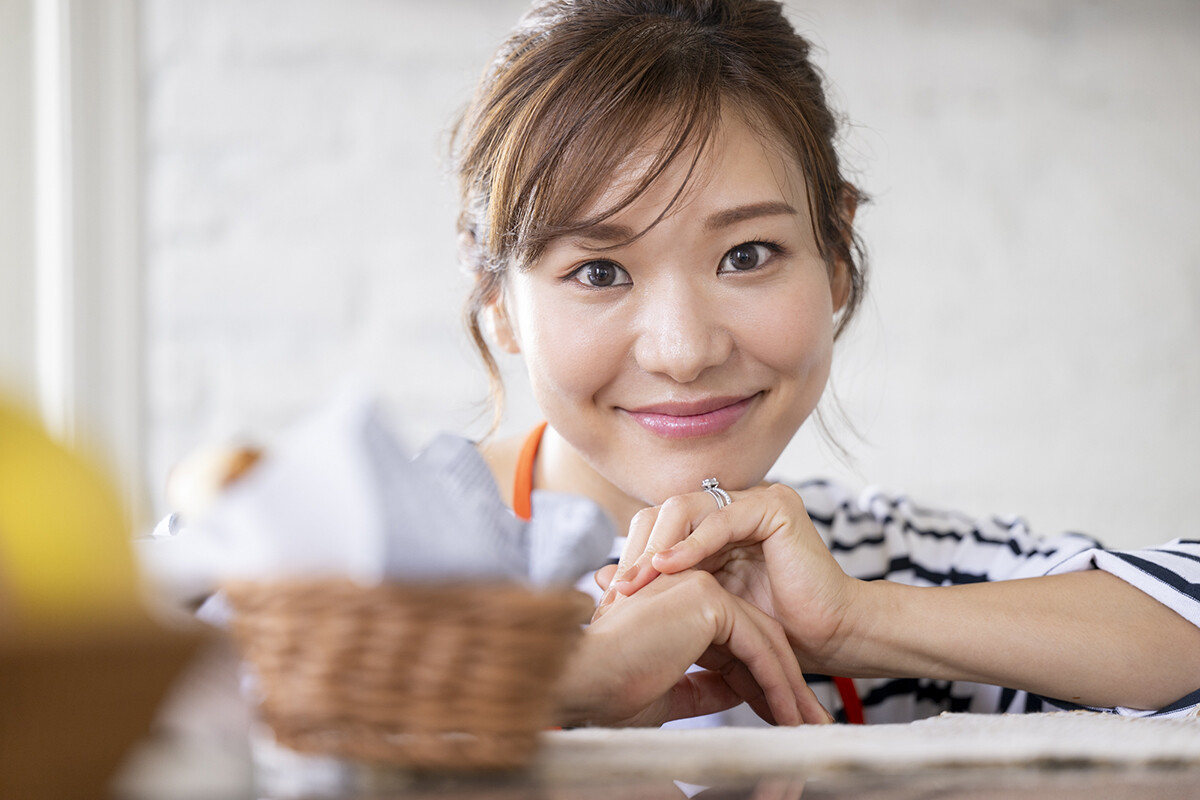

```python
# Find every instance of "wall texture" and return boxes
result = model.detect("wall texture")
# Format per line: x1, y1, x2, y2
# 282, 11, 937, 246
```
143, 0, 1200, 548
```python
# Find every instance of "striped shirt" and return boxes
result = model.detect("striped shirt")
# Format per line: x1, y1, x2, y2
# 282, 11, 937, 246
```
591, 477, 1200, 727
791, 478, 1200, 723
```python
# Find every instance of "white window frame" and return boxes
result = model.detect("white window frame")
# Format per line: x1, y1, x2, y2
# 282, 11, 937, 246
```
0, 0, 145, 526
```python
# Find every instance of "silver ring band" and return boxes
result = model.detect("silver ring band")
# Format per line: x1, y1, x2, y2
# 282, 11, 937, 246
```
702, 478, 732, 510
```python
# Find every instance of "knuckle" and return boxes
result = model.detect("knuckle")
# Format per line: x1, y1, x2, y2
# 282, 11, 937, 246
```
630, 506, 657, 526
659, 495, 691, 517
765, 482, 797, 503
676, 569, 719, 604
764, 483, 807, 516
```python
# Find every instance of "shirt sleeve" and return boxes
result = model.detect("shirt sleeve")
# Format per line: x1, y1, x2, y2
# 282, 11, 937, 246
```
795, 478, 1106, 586
1040, 538, 1200, 719
1046, 539, 1200, 637
793, 478, 1200, 720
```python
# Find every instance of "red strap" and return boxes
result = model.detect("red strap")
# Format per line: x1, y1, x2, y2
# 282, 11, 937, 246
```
834, 676, 864, 724
513, 421, 547, 522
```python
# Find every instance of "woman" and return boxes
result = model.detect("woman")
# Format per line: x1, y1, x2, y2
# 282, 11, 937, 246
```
451, 0, 1200, 726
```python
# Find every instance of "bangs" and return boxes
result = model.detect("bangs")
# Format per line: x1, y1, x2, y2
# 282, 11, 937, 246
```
485, 17, 725, 267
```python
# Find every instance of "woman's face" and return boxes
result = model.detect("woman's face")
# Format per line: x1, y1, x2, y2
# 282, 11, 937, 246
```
497, 113, 844, 505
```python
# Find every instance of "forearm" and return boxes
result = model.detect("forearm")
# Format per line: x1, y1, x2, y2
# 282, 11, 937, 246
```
824, 570, 1200, 711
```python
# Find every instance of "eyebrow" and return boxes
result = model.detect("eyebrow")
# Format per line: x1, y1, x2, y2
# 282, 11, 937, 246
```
703, 201, 798, 232
570, 200, 799, 246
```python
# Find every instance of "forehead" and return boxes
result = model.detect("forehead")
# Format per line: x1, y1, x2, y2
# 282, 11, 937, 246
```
569, 110, 811, 240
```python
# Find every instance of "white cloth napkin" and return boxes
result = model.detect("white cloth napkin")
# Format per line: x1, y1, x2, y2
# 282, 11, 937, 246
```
137, 391, 615, 609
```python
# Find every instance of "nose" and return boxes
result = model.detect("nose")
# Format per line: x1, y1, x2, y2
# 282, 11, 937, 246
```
632, 277, 733, 383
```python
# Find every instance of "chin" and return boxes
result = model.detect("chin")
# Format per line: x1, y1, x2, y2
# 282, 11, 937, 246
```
630, 461, 770, 506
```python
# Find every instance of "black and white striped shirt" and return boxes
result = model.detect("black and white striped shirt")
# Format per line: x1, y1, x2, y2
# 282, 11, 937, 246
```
591, 477, 1200, 727
793, 478, 1200, 723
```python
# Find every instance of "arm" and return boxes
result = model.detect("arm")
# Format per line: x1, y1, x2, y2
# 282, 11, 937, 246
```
836, 570, 1200, 710
613, 484, 1200, 712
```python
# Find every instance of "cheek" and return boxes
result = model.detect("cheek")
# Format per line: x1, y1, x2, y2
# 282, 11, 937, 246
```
740, 279, 835, 381
514, 290, 624, 402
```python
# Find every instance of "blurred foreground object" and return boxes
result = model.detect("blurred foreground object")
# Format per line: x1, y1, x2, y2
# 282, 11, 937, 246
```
227, 579, 591, 771
142, 391, 602, 778
0, 399, 202, 799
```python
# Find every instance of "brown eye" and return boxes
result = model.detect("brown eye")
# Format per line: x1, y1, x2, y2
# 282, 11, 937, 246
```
587, 263, 616, 286
719, 242, 777, 273
572, 261, 630, 287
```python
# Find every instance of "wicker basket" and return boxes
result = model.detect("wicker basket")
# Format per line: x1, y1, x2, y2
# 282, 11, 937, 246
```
222, 578, 591, 771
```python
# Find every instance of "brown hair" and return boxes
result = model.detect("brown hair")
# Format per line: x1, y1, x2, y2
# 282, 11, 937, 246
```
452, 0, 867, 428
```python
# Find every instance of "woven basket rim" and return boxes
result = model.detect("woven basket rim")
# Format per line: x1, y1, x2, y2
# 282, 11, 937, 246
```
223, 577, 591, 769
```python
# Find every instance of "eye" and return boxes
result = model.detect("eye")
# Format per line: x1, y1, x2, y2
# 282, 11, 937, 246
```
570, 260, 631, 288
719, 242, 779, 273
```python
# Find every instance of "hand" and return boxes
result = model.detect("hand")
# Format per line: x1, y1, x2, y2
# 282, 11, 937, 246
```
603, 484, 863, 671
605, 487, 1200, 713
554, 569, 830, 727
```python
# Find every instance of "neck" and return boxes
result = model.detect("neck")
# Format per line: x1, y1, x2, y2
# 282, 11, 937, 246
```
536, 425, 647, 536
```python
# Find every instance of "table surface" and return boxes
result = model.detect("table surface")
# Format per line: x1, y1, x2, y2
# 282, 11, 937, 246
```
115, 711, 1200, 800
285, 768, 1200, 800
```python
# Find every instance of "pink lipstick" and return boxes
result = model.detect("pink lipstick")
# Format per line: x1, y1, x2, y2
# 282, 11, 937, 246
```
623, 394, 758, 439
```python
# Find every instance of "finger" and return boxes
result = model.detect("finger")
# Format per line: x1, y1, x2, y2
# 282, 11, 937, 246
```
613, 505, 661, 584
591, 576, 622, 624
589, 563, 621, 623
661, 670, 746, 724
594, 563, 618, 590
694, 652, 776, 725
597, 507, 660, 612
614, 492, 719, 595
712, 589, 831, 725
708, 600, 801, 725
650, 485, 789, 574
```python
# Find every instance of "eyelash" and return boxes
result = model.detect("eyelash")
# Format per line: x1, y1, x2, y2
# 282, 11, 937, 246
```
721, 239, 786, 272
565, 260, 632, 289
564, 237, 788, 288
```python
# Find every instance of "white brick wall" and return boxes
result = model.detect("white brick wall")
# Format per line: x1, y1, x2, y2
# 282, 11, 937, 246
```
143, 0, 1200, 548
143, 0, 533, 485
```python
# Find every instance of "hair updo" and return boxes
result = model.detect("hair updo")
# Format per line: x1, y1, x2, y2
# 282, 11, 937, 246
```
451, 0, 867, 427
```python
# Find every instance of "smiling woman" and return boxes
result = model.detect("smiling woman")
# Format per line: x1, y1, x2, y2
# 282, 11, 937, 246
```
131, 0, 1200, 742
490, 113, 840, 519
138, 0, 1200, 555
449, 0, 1200, 729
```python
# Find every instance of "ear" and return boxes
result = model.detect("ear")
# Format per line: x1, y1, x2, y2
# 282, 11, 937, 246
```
485, 294, 522, 354
830, 185, 860, 313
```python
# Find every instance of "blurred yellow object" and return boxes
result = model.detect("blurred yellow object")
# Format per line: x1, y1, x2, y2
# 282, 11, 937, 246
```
0, 399, 142, 632
0, 397, 205, 798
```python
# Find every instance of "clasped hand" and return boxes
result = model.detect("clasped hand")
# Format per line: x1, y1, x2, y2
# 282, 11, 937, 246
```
578, 484, 863, 726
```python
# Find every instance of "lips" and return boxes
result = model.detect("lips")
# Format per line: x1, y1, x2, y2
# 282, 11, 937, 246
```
622, 394, 759, 439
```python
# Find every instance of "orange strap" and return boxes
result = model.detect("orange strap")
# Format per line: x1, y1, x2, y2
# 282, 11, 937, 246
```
513, 421, 547, 522
512, 420, 863, 724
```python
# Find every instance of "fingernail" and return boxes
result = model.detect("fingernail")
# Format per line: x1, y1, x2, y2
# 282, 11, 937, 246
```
620, 563, 640, 583
651, 546, 676, 567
